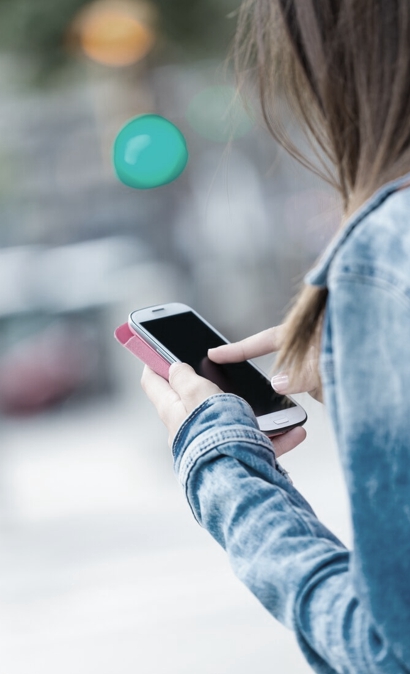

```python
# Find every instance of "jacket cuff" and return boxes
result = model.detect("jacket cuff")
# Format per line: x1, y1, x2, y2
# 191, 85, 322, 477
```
172, 393, 288, 493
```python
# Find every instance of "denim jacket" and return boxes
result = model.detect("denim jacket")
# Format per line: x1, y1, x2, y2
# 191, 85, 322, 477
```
172, 173, 410, 674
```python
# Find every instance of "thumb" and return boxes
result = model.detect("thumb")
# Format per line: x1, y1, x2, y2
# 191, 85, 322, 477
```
168, 362, 221, 407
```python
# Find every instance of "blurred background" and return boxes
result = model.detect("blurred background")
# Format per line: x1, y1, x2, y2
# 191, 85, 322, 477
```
0, 1, 350, 672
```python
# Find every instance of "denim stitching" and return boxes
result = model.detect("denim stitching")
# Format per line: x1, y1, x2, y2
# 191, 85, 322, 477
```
329, 272, 410, 314
172, 393, 256, 458
178, 429, 274, 486
307, 171, 410, 286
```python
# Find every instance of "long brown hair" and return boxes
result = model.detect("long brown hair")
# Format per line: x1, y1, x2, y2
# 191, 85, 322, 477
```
232, 0, 410, 383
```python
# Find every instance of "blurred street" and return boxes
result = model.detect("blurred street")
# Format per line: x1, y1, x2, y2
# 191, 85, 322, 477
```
0, 1, 347, 671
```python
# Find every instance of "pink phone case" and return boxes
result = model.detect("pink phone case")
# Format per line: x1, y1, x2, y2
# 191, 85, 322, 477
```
114, 323, 171, 380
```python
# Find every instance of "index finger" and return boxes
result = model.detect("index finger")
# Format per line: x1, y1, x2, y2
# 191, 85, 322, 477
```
207, 324, 286, 364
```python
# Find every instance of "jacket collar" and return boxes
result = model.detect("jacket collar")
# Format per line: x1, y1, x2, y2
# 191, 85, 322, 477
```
304, 171, 410, 288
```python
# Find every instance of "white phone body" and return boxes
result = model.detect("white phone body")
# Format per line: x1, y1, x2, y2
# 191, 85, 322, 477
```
129, 302, 307, 437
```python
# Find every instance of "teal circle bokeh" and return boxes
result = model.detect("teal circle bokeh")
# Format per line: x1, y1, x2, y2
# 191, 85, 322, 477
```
113, 114, 189, 189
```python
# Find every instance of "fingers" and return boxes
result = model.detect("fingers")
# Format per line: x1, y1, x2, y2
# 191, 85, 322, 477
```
141, 364, 309, 456
271, 425, 307, 458
271, 357, 322, 401
141, 364, 223, 446
168, 362, 222, 409
208, 325, 286, 364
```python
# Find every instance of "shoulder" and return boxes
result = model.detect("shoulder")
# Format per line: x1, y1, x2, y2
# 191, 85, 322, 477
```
329, 189, 410, 293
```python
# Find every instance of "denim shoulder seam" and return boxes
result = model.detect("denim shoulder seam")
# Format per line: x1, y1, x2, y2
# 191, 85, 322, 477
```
330, 257, 410, 291
305, 173, 410, 287
328, 270, 410, 314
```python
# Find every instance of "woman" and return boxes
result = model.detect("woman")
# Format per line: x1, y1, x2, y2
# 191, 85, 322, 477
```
141, 1, 410, 671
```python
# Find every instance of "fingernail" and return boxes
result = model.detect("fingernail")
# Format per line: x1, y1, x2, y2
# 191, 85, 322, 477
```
271, 373, 289, 392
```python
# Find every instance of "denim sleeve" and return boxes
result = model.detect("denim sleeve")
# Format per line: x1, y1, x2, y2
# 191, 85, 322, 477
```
172, 349, 410, 673
171, 396, 354, 673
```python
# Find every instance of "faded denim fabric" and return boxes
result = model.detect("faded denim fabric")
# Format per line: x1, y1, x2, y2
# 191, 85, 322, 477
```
172, 172, 410, 673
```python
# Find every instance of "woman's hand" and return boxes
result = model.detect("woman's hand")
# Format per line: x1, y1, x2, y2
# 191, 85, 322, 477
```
141, 362, 221, 448
140, 361, 307, 457
208, 324, 323, 403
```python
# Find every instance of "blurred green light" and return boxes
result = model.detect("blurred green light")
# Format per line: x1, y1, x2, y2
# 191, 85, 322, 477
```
113, 114, 189, 189
186, 85, 253, 143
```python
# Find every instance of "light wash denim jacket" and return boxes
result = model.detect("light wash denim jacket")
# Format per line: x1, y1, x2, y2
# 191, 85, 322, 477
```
172, 173, 410, 674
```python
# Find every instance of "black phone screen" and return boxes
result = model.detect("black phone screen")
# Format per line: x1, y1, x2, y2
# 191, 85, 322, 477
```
139, 311, 296, 416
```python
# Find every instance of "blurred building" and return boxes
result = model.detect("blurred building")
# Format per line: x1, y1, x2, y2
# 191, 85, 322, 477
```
0, 4, 347, 673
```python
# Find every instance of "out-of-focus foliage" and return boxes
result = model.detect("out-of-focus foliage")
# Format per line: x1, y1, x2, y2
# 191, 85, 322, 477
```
0, 0, 239, 78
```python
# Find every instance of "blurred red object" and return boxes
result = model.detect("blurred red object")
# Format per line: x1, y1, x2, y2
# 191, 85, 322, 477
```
0, 326, 95, 415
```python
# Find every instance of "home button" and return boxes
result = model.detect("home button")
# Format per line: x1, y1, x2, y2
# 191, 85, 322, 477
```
274, 417, 289, 425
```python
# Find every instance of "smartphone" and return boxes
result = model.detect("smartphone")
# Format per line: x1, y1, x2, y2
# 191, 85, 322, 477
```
120, 302, 307, 437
